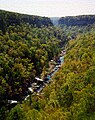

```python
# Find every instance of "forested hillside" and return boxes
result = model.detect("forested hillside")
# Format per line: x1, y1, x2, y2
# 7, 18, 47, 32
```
58, 15, 95, 41
0, 10, 95, 120
0, 10, 53, 34
0, 10, 68, 119
58, 15, 95, 26
7, 32, 95, 120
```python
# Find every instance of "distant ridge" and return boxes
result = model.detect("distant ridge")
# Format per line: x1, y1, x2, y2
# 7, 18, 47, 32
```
0, 9, 53, 33
58, 15, 95, 26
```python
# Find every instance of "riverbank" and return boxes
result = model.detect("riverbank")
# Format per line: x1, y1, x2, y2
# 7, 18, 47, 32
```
24, 54, 65, 100
8, 50, 66, 104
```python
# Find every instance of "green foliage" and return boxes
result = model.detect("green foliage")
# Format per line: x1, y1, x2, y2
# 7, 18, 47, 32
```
18, 32, 95, 120
59, 15, 95, 26
6, 105, 25, 120
1, 9, 95, 120
0, 106, 7, 120
0, 10, 53, 34
0, 9, 68, 120
0, 23, 64, 102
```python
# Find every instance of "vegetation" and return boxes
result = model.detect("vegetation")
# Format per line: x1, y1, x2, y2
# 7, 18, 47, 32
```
58, 15, 95, 26
0, 10, 53, 34
0, 10, 67, 119
0, 10, 95, 120
58, 15, 95, 40
11, 32, 95, 120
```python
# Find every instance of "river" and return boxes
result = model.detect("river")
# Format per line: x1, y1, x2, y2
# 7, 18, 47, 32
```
24, 55, 64, 100
8, 55, 64, 103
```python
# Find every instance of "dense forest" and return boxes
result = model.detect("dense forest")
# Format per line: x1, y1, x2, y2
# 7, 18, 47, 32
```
58, 15, 95, 26
0, 10, 95, 120
57, 15, 95, 41
5, 31, 95, 120
0, 11, 67, 98
0, 10, 53, 34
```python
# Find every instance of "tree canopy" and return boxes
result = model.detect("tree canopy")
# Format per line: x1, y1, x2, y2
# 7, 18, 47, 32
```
0, 10, 95, 120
